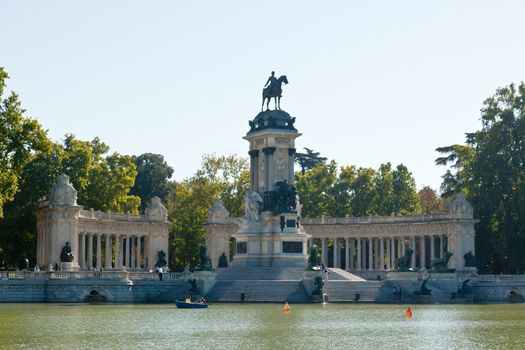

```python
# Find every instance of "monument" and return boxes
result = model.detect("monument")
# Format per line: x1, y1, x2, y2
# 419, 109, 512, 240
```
231, 72, 310, 267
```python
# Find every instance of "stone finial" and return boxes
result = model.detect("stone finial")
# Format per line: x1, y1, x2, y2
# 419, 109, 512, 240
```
449, 192, 474, 219
145, 196, 168, 221
49, 173, 78, 206
207, 199, 230, 223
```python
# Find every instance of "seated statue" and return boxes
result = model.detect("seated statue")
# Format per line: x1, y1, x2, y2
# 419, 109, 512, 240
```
155, 250, 168, 268
244, 191, 263, 221
197, 244, 212, 271
431, 251, 453, 272
60, 242, 74, 263
394, 248, 414, 271
49, 174, 77, 206
457, 279, 473, 295
415, 274, 432, 296
306, 245, 320, 271
218, 252, 228, 268
463, 251, 477, 268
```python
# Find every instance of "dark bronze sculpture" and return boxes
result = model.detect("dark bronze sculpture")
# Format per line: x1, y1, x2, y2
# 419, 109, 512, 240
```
415, 274, 432, 296
155, 250, 167, 268
17, 253, 29, 270
197, 244, 212, 271
306, 245, 320, 270
430, 251, 453, 272
60, 242, 74, 262
274, 180, 297, 213
463, 251, 476, 268
394, 248, 414, 271
312, 275, 324, 295
457, 279, 473, 295
262, 72, 289, 111
218, 252, 228, 268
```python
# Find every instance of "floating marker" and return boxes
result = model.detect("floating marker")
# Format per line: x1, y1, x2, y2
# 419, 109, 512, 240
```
405, 306, 412, 319
283, 301, 291, 313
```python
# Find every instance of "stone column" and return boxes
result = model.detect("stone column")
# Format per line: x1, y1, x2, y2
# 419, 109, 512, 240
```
96, 234, 102, 268
136, 236, 142, 269
79, 233, 85, 269
119, 235, 125, 267
263, 147, 276, 191
411, 236, 416, 269
131, 236, 136, 269
105, 233, 112, 269
420, 235, 426, 269
333, 238, 339, 268
386, 238, 391, 270
114, 235, 120, 268
379, 237, 385, 271
440, 235, 444, 257
87, 233, 93, 269
288, 148, 296, 184
349, 239, 355, 270
357, 238, 362, 270
345, 238, 350, 271
430, 235, 435, 261
125, 236, 131, 268
368, 238, 373, 271
249, 150, 259, 191
390, 237, 396, 270
401, 237, 406, 255
397, 238, 402, 259
321, 238, 328, 267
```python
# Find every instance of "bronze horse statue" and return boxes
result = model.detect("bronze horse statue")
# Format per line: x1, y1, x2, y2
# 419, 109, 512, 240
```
262, 75, 288, 111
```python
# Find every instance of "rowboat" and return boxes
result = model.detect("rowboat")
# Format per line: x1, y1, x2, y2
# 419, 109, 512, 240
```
175, 300, 208, 309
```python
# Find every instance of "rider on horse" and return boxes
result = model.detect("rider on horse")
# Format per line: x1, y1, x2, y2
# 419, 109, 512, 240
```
264, 71, 277, 93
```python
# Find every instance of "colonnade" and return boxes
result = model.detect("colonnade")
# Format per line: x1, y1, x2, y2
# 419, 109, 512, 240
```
77, 232, 145, 270
316, 235, 448, 271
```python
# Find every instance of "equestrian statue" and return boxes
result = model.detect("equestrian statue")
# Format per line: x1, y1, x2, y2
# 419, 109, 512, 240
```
262, 71, 289, 111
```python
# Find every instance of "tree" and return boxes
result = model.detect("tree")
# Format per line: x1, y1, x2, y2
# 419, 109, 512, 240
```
373, 163, 395, 215
295, 147, 327, 174
418, 186, 444, 214
294, 161, 338, 217
168, 154, 249, 270
130, 153, 174, 212
392, 164, 421, 215
0, 68, 50, 218
436, 82, 525, 273
351, 167, 377, 217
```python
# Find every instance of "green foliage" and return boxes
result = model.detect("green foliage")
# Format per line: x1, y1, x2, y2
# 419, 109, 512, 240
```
295, 161, 421, 218
130, 153, 174, 212
295, 147, 327, 174
436, 82, 525, 273
168, 154, 249, 270
0, 67, 51, 218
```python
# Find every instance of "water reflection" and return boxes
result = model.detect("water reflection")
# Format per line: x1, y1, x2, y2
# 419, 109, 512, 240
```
0, 303, 523, 349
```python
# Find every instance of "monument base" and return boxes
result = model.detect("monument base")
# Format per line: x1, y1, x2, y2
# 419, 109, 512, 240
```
59, 262, 77, 272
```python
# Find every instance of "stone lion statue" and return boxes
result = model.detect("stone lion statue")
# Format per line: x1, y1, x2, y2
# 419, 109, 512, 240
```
306, 245, 320, 270
431, 251, 453, 272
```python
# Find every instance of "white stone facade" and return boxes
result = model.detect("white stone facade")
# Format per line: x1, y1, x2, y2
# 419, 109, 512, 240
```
36, 175, 170, 271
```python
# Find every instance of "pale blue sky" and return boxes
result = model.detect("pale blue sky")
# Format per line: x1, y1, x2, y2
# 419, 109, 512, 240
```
2, 1, 525, 190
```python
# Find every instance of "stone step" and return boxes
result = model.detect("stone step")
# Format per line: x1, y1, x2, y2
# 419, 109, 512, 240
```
206, 280, 308, 302
216, 267, 305, 281
326, 268, 367, 281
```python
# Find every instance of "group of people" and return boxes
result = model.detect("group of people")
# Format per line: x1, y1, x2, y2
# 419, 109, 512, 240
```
185, 296, 207, 304
392, 286, 402, 300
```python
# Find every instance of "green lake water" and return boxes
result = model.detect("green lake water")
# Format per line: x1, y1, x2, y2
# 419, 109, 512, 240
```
0, 303, 524, 349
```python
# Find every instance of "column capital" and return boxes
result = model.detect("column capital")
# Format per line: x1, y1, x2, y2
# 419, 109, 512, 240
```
288, 148, 296, 156
263, 147, 276, 155
248, 150, 259, 158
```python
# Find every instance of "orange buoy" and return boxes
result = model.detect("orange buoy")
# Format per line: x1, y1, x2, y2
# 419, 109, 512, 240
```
405, 306, 412, 319
283, 301, 291, 313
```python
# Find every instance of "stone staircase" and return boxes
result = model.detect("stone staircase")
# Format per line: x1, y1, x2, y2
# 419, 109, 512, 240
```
326, 268, 367, 281
206, 267, 309, 302
325, 280, 383, 302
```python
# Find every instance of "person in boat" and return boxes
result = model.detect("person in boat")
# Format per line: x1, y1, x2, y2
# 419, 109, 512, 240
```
199, 296, 207, 304
185, 296, 192, 303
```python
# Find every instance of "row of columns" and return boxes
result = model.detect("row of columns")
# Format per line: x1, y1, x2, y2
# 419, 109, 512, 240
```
78, 233, 144, 270
318, 235, 448, 271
